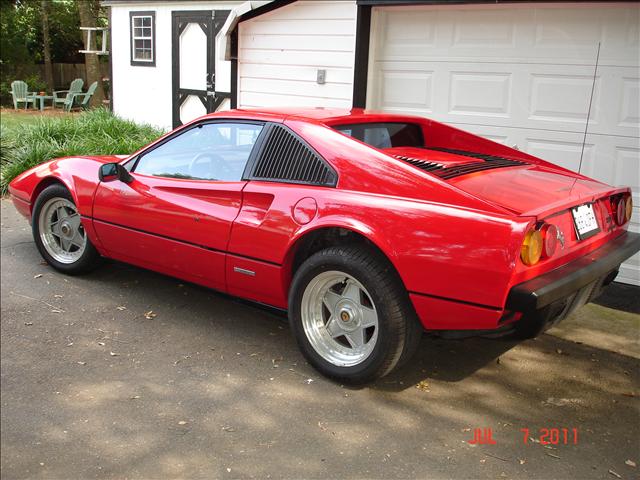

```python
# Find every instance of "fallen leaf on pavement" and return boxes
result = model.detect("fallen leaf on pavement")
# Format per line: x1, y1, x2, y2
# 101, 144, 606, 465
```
97, 342, 105, 346
77, 361, 86, 365
546, 453, 561, 459
130, 395, 141, 400
626, 460, 637, 467
116, 306, 126, 311
544, 397, 584, 407
519, 459, 526, 465
178, 420, 187, 425
221, 426, 236, 432
305, 378, 314, 384
66, 342, 73, 347
24, 322, 33, 326
608, 470, 622, 478
34, 274, 42, 279
109, 351, 119, 356
144, 311, 156, 319
416, 380, 430, 391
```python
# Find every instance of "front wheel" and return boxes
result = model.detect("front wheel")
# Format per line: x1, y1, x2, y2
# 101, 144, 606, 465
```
32, 184, 102, 274
289, 245, 422, 384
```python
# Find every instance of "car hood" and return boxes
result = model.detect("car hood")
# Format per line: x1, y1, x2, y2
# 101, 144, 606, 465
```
384, 147, 612, 217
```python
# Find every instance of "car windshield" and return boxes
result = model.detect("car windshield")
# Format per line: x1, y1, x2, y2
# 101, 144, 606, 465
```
334, 122, 424, 149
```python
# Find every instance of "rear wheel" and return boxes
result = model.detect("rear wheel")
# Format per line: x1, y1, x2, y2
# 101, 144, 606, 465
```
32, 184, 102, 274
289, 245, 422, 384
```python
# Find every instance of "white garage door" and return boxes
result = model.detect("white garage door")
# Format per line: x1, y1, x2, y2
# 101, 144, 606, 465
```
367, 3, 640, 285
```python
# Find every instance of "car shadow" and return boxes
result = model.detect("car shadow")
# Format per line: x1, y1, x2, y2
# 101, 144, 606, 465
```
592, 281, 640, 314
84, 259, 523, 389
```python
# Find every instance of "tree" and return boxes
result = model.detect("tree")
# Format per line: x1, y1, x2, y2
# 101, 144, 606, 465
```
41, 0, 54, 91
77, 0, 105, 107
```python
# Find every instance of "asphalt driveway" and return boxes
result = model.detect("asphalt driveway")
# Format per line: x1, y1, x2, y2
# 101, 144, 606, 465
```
1, 199, 639, 479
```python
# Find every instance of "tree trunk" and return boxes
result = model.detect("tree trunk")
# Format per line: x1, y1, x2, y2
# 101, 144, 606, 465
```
77, 0, 105, 107
41, 0, 54, 92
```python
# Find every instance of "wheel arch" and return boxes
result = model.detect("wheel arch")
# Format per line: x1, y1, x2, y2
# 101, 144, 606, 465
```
281, 222, 406, 300
30, 176, 76, 212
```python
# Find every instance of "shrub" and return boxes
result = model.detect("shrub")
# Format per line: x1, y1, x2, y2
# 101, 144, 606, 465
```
0, 108, 164, 194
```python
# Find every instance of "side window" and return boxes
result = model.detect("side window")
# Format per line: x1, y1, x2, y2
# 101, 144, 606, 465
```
134, 122, 263, 181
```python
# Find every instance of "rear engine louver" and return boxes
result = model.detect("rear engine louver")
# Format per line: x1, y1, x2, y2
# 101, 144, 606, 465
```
250, 124, 337, 186
396, 148, 528, 180
393, 155, 444, 173
432, 159, 527, 179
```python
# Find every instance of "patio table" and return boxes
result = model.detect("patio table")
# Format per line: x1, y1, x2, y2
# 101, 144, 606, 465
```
29, 94, 55, 111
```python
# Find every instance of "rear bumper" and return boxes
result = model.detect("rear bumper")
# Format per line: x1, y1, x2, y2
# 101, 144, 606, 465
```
506, 231, 640, 312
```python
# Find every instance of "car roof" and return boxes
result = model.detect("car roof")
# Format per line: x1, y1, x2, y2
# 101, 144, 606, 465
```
206, 107, 421, 125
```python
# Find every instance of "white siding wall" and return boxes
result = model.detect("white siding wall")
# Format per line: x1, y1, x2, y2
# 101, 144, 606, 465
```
238, 0, 357, 108
110, 1, 241, 130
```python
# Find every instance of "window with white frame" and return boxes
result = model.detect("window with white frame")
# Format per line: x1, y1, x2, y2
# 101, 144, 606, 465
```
130, 11, 155, 66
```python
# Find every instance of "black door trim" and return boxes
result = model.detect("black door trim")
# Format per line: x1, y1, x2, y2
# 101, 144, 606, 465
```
352, 5, 372, 109
171, 10, 230, 128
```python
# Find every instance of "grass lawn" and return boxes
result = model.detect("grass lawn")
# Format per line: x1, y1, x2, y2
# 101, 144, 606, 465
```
0, 108, 164, 194
0, 108, 64, 131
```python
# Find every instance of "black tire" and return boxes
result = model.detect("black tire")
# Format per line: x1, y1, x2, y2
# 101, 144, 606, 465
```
288, 245, 422, 384
32, 184, 102, 275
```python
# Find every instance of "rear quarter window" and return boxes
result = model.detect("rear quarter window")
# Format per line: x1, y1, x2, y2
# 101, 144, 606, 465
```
334, 122, 423, 149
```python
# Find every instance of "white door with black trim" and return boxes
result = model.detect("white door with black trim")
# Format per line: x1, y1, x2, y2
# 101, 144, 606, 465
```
171, 10, 230, 128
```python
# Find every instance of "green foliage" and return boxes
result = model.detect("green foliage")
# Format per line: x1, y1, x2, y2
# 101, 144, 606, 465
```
0, 109, 165, 194
1, 0, 93, 104
1, 0, 84, 65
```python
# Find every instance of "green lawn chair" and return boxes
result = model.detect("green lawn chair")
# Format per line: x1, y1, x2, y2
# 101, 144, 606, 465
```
10, 80, 36, 110
66, 81, 98, 111
53, 78, 84, 110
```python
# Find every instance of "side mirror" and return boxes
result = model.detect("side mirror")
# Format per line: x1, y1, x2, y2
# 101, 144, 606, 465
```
99, 162, 133, 183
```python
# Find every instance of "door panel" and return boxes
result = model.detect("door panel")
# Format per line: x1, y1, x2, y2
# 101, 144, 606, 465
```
92, 176, 245, 291
92, 120, 265, 291
93, 219, 227, 291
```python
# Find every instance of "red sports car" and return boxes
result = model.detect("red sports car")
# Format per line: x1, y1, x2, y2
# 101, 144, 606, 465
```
9, 108, 639, 383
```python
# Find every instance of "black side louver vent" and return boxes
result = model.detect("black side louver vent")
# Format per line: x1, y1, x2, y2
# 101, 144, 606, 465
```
393, 155, 444, 173
250, 124, 337, 186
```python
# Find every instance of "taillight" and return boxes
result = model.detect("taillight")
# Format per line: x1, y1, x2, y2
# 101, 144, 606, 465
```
521, 228, 542, 266
613, 195, 633, 226
540, 223, 558, 259
625, 196, 633, 224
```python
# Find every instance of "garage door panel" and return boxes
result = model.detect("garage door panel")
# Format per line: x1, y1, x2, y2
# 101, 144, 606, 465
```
580, 135, 640, 191
443, 124, 585, 171
525, 135, 594, 172
590, 67, 640, 138
528, 73, 600, 126
449, 72, 512, 118
375, 5, 638, 67
374, 70, 434, 113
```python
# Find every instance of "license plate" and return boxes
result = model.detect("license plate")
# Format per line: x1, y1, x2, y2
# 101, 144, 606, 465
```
571, 203, 600, 240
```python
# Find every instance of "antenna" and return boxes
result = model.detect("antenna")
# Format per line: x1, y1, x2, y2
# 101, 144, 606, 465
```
579, 41, 600, 174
